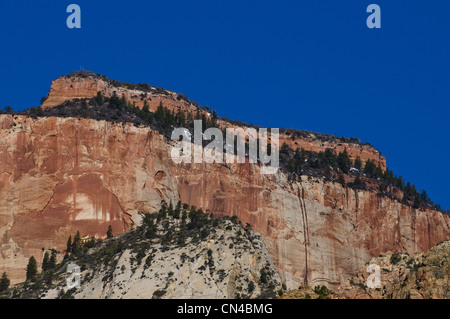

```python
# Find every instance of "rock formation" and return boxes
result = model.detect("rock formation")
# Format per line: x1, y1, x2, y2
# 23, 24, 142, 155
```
336, 240, 450, 299
41, 72, 386, 169
0, 73, 449, 291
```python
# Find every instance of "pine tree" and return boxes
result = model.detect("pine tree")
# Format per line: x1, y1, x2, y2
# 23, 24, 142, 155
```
174, 200, 182, 219
176, 111, 186, 127
107, 225, 113, 239
109, 91, 120, 108
280, 143, 290, 156
0, 272, 10, 292
158, 203, 167, 221
374, 165, 383, 178
186, 112, 194, 129
155, 101, 164, 122
36, 106, 44, 116
181, 211, 187, 229
42, 251, 50, 271
294, 148, 301, 160
337, 148, 351, 174
354, 156, 362, 170
168, 202, 174, 217
405, 182, 413, 197
95, 92, 104, 105
201, 113, 207, 130
72, 231, 81, 254
26, 256, 38, 281
49, 250, 57, 269
66, 235, 72, 254
383, 168, 395, 184
142, 100, 150, 122
145, 219, 157, 239
413, 196, 421, 209
143, 100, 149, 112
119, 95, 127, 109
396, 176, 404, 190
420, 190, 429, 203
364, 159, 376, 177
209, 110, 217, 128
177, 232, 186, 246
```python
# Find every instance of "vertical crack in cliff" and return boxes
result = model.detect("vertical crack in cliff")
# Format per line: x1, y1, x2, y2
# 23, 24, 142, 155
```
302, 189, 311, 285
412, 207, 417, 255
74, 120, 80, 172
396, 208, 404, 251
353, 188, 359, 226
426, 212, 432, 250
297, 185, 310, 286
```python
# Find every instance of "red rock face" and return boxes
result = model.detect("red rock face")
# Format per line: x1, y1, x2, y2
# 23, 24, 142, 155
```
0, 75, 445, 287
0, 114, 448, 288
42, 75, 386, 168
0, 115, 177, 283
42, 75, 198, 115
278, 135, 386, 170
172, 161, 450, 289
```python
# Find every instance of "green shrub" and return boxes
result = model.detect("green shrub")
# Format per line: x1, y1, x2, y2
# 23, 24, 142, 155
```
390, 253, 402, 265
314, 285, 331, 299
152, 289, 166, 299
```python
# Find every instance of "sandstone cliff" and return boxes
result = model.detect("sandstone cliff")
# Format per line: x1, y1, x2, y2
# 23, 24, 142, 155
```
42, 72, 197, 114
0, 113, 448, 289
41, 72, 386, 169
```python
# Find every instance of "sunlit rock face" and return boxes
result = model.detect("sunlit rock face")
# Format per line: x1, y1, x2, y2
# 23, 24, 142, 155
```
0, 72, 445, 287
0, 115, 177, 283
1, 113, 449, 287
42, 73, 387, 169
172, 160, 450, 289
41, 73, 199, 114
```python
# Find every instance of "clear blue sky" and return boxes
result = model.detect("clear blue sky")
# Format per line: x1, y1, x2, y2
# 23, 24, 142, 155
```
1, 1, 449, 209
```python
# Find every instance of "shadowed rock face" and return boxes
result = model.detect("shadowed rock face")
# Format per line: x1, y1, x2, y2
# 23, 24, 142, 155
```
0, 114, 449, 288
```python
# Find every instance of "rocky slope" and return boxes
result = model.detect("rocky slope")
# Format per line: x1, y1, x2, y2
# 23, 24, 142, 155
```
0, 73, 449, 292
3, 211, 282, 299
336, 240, 450, 299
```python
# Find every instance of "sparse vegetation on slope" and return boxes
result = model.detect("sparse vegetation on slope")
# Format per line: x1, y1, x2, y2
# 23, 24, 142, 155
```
336, 240, 450, 299
279, 143, 447, 214
0, 202, 282, 299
